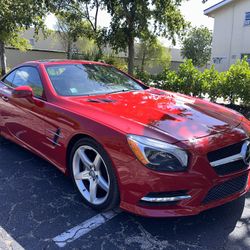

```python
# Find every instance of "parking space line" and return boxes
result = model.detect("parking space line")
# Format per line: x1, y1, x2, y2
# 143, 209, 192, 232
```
0, 226, 25, 250
53, 209, 121, 248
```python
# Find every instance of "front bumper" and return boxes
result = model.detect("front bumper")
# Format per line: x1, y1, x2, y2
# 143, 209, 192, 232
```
119, 169, 250, 217
107, 124, 250, 218
113, 132, 250, 217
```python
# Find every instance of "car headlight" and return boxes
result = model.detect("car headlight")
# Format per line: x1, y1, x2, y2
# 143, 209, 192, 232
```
127, 135, 188, 172
241, 116, 250, 137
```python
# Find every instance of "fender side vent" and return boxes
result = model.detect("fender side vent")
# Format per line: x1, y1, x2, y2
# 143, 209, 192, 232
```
46, 128, 63, 147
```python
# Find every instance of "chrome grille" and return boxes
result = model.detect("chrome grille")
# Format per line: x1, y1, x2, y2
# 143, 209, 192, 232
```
207, 141, 244, 162
207, 140, 249, 176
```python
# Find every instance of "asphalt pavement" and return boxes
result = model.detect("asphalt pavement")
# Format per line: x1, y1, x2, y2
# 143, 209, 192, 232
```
0, 136, 250, 250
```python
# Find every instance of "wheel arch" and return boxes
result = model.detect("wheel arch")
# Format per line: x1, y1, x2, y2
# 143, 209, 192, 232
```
66, 133, 96, 175
66, 132, 121, 209
65, 133, 121, 181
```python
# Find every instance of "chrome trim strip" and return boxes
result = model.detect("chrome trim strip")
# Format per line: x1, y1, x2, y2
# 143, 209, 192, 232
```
141, 195, 192, 202
210, 153, 243, 167
46, 137, 61, 147
46, 129, 64, 139
210, 140, 250, 167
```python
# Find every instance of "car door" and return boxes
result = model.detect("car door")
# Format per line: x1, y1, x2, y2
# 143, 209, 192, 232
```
0, 66, 47, 152
0, 70, 16, 134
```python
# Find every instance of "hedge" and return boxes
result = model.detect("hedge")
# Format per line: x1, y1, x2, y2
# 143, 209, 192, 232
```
136, 58, 250, 106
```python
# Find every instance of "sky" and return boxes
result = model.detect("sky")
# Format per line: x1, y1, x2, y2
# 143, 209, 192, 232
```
45, 0, 222, 48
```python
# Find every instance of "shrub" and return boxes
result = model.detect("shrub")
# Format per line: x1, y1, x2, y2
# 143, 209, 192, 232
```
135, 58, 250, 106
201, 65, 222, 102
154, 69, 179, 92
0, 66, 11, 77
102, 55, 128, 72
177, 60, 202, 97
221, 58, 250, 105
134, 70, 152, 84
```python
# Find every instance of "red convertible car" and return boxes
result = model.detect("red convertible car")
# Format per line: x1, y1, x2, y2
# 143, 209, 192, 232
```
0, 60, 250, 217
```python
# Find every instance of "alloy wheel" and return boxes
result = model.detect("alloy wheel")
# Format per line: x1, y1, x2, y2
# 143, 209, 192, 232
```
72, 145, 110, 205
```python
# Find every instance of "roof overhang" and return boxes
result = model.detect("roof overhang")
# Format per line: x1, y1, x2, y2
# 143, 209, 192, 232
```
204, 0, 235, 17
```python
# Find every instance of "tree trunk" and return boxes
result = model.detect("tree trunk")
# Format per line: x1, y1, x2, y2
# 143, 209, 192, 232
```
96, 43, 103, 61
127, 36, 135, 75
0, 41, 7, 76
67, 41, 72, 59
141, 48, 146, 72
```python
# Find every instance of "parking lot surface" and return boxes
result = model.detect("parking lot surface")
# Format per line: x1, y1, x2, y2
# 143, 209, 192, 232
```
1, 136, 250, 250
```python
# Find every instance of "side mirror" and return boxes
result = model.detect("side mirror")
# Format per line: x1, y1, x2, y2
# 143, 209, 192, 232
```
12, 86, 33, 99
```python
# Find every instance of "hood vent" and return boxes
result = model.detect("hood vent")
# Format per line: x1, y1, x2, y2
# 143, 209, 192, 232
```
87, 98, 116, 103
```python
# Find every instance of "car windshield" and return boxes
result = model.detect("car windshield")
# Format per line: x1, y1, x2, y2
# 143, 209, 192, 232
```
45, 64, 145, 96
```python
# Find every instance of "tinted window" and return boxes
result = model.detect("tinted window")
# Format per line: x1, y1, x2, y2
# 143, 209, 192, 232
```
46, 64, 145, 96
12, 67, 44, 98
3, 70, 16, 86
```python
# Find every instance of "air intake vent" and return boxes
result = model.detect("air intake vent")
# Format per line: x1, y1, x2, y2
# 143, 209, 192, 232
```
202, 174, 248, 204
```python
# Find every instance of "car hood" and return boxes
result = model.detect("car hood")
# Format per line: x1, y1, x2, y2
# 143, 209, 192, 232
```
67, 88, 244, 141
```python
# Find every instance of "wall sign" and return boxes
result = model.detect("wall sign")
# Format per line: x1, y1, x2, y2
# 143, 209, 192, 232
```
212, 57, 226, 64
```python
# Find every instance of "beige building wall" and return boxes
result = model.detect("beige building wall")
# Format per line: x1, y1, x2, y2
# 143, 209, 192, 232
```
206, 0, 250, 71
21, 29, 65, 52
6, 48, 67, 68
5, 28, 185, 73
5, 28, 67, 69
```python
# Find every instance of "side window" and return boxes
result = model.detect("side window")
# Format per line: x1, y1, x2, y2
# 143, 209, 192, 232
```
2, 70, 17, 86
12, 67, 44, 98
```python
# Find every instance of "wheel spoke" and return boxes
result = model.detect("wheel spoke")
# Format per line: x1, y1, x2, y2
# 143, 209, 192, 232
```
74, 170, 90, 180
93, 154, 102, 170
78, 148, 92, 169
73, 145, 110, 205
97, 175, 109, 192
89, 179, 98, 203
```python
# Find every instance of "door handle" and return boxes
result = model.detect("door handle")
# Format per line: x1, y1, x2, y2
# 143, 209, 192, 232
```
1, 96, 9, 102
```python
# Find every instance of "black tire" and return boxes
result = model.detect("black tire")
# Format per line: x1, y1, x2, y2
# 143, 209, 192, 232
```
69, 137, 120, 211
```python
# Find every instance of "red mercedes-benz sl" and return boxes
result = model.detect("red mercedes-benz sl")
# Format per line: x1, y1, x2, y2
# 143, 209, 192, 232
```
0, 60, 249, 217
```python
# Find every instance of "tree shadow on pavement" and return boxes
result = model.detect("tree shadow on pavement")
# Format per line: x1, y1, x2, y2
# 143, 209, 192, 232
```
125, 195, 247, 249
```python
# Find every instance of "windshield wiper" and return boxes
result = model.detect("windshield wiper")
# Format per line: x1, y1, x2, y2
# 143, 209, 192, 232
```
107, 89, 133, 94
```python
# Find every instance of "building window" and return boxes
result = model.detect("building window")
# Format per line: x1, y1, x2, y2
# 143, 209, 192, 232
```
241, 54, 250, 64
244, 12, 250, 26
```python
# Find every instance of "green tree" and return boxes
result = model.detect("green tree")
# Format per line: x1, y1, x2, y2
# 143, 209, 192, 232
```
56, 15, 77, 59
74, 36, 100, 60
181, 26, 212, 67
103, 0, 187, 75
56, 14, 95, 59
136, 38, 171, 72
0, 0, 51, 75
54, 0, 105, 59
